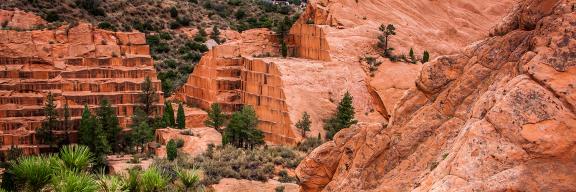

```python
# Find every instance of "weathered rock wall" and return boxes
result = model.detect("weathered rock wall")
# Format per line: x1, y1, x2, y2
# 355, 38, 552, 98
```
182, 29, 299, 144
296, 0, 576, 191
0, 19, 163, 154
0, 9, 47, 30
288, 23, 331, 61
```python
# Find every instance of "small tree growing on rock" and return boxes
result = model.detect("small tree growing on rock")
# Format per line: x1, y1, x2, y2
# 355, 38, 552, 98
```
177, 103, 186, 129
222, 106, 264, 148
377, 24, 396, 57
295, 112, 311, 138
140, 76, 157, 117
409, 48, 416, 64
422, 50, 430, 63
211, 25, 222, 44
324, 91, 357, 140
37, 92, 58, 149
162, 102, 176, 127
205, 103, 226, 133
167, 139, 178, 161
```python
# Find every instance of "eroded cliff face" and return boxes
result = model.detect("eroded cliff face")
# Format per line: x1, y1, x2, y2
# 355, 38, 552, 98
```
296, 0, 576, 191
182, 0, 515, 145
0, 16, 163, 154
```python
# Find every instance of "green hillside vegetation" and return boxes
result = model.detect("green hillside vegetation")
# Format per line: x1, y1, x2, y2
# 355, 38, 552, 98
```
0, 0, 303, 96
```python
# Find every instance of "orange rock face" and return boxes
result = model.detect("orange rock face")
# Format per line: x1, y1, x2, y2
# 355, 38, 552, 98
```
0, 19, 163, 154
154, 127, 221, 158
297, 0, 576, 191
181, 0, 514, 146
0, 9, 47, 30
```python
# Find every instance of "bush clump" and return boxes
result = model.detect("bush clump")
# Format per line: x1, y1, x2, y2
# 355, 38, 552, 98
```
191, 145, 302, 185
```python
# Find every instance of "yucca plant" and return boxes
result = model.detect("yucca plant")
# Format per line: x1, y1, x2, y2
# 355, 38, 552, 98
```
50, 170, 99, 192
176, 168, 203, 192
139, 167, 168, 192
59, 145, 94, 172
98, 175, 128, 192
123, 168, 140, 192
9, 155, 59, 192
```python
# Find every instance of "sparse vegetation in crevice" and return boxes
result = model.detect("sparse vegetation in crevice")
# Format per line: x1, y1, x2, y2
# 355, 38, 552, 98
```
377, 24, 430, 64
296, 136, 323, 153
361, 55, 382, 76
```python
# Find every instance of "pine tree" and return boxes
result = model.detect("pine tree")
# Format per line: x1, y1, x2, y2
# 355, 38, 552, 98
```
377, 24, 396, 57
162, 102, 176, 127
77, 104, 110, 169
409, 48, 416, 64
205, 103, 226, 133
295, 112, 311, 138
276, 16, 292, 58
78, 105, 93, 147
177, 103, 186, 129
37, 92, 57, 149
140, 76, 157, 116
62, 102, 71, 145
92, 116, 111, 169
97, 99, 121, 153
324, 91, 357, 140
133, 121, 153, 153
281, 41, 288, 58
130, 108, 153, 153
222, 106, 264, 148
422, 50, 430, 63
211, 25, 221, 44
166, 139, 177, 161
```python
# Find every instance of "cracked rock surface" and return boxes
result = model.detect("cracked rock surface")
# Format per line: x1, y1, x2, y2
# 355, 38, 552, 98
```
296, 0, 576, 191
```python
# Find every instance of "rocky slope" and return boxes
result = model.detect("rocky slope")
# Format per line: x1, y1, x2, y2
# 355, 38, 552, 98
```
180, 0, 515, 144
296, 0, 576, 191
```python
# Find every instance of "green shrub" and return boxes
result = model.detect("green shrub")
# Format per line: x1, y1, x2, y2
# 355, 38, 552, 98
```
275, 186, 285, 192
167, 139, 178, 161
191, 145, 303, 185
159, 32, 172, 40
278, 170, 296, 183
170, 7, 178, 18
45, 11, 60, 22
296, 137, 323, 153
175, 139, 185, 148
422, 50, 430, 63
97, 22, 115, 31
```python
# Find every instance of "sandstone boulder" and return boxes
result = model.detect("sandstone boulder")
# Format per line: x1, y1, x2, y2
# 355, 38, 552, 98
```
296, 0, 576, 191
154, 127, 221, 158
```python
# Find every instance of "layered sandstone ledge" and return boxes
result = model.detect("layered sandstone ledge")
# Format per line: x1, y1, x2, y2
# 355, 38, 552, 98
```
0, 17, 163, 154
297, 0, 576, 191
180, 26, 384, 145
180, 0, 514, 145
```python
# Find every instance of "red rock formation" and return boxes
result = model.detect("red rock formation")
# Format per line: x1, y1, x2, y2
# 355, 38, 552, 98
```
154, 127, 221, 158
0, 16, 163, 154
0, 9, 47, 30
296, 0, 576, 191
181, 0, 513, 145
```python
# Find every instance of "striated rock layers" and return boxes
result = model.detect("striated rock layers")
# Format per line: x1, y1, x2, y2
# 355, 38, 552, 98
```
0, 19, 163, 154
296, 0, 576, 191
181, 0, 514, 145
